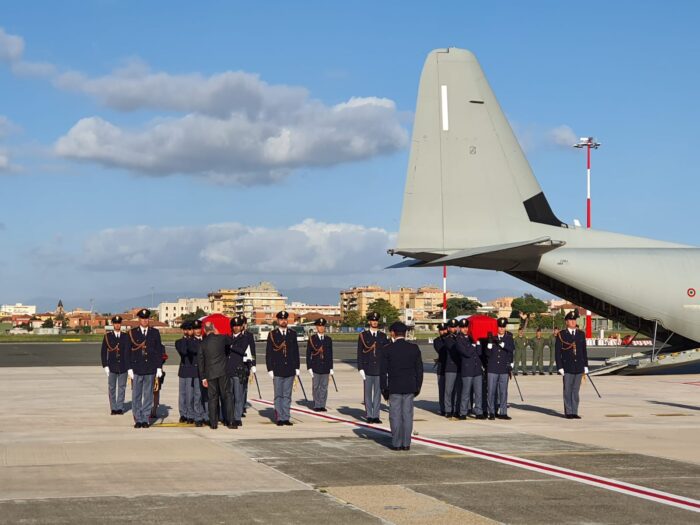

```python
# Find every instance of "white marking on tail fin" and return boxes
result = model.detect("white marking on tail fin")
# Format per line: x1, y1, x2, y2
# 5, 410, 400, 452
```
441, 85, 449, 131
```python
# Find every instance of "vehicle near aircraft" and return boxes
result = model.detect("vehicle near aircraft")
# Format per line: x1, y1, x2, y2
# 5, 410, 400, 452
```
389, 48, 700, 374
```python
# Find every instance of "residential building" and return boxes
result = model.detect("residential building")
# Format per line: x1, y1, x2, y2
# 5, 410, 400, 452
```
157, 298, 211, 326
208, 282, 287, 325
1, 303, 37, 316
286, 302, 340, 317
340, 285, 464, 321
486, 297, 515, 319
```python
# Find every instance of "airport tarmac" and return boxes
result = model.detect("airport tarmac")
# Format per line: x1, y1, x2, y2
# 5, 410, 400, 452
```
0, 349, 698, 524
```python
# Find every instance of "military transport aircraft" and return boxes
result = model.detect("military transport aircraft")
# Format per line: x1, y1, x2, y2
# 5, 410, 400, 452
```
389, 48, 699, 369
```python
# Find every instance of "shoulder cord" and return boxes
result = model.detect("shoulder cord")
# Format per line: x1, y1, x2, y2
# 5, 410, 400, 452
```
309, 335, 325, 358
128, 330, 147, 353
557, 332, 577, 355
104, 334, 120, 353
269, 331, 287, 357
359, 332, 377, 355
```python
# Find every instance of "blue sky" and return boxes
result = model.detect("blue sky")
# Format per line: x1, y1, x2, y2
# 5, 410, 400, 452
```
1, 1, 698, 310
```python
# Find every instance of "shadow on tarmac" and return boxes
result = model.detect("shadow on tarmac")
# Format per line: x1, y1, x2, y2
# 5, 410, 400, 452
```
646, 400, 700, 411
351, 427, 394, 449
510, 403, 563, 418
258, 407, 277, 423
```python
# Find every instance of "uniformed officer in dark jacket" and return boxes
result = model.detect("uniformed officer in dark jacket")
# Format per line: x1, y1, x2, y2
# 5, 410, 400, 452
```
188, 319, 207, 425
442, 318, 462, 418
357, 312, 389, 424
101, 315, 129, 415
306, 317, 333, 411
240, 315, 257, 414
485, 317, 514, 420
455, 318, 485, 419
433, 322, 449, 415
198, 321, 239, 429
226, 316, 250, 428
175, 321, 196, 423
380, 321, 423, 451
126, 309, 164, 428
556, 311, 589, 419
266, 311, 300, 426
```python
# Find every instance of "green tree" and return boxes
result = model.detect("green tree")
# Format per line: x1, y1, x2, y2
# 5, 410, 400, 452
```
511, 293, 549, 330
181, 308, 208, 323
446, 298, 482, 319
41, 318, 54, 329
343, 310, 363, 328
81, 325, 92, 334
367, 298, 400, 326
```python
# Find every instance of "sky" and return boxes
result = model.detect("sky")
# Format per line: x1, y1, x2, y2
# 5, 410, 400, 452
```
1, 1, 699, 311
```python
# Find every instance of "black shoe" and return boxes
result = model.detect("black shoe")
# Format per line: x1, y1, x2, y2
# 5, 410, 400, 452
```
210, 424, 218, 430
227, 423, 238, 429
276, 421, 284, 426
134, 422, 142, 428
539, 372, 545, 375
445, 412, 453, 419
110, 410, 116, 415
390, 446, 401, 451
187, 418, 194, 424
283, 420, 293, 426
402, 446, 410, 451
488, 414, 495, 420
195, 420, 203, 427
565, 414, 572, 419
142, 422, 150, 428
438, 411, 446, 416
457, 415, 467, 420
116, 410, 124, 415
234, 420, 242, 427
549, 371, 553, 375
312, 407, 321, 412
366, 417, 375, 423
179, 416, 187, 423
375, 419, 382, 424
319, 408, 327, 412
498, 415, 512, 420
476, 414, 487, 420
572, 415, 581, 419
241, 413, 246, 417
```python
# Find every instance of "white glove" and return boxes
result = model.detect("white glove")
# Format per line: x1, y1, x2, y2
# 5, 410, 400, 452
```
103, 366, 110, 376
498, 342, 505, 348
487, 343, 493, 349
359, 370, 366, 381
251, 366, 256, 374
308, 369, 314, 378
128, 369, 134, 380
330, 369, 334, 375
558, 368, 565, 375
584, 366, 589, 374
295, 369, 300, 376
156, 368, 163, 378
268, 370, 274, 378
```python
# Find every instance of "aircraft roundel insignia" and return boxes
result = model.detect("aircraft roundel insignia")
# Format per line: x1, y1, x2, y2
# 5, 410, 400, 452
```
688, 288, 697, 298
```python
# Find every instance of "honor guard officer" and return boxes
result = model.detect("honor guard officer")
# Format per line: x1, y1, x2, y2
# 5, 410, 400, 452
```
432, 323, 449, 415
485, 318, 515, 420
531, 328, 546, 375
455, 318, 485, 420
357, 312, 389, 424
306, 318, 333, 412
556, 311, 589, 419
266, 311, 300, 426
240, 315, 257, 414
226, 316, 250, 428
380, 322, 423, 451
126, 309, 164, 428
513, 328, 530, 376
190, 320, 207, 426
441, 319, 462, 418
101, 316, 129, 415
176, 321, 197, 423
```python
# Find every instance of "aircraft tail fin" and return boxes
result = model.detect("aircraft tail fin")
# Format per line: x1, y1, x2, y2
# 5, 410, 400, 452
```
395, 48, 565, 256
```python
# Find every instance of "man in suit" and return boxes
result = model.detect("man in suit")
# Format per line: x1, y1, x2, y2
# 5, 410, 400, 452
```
198, 321, 240, 429
126, 308, 164, 429
357, 312, 388, 424
441, 318, 462, 418
485, 317, 514, 420
556, 311, 589, 419
380, 321, 423, 451
226, 316, 251, 428
306, 318, 333, 411
100, 315, 129, 415
266, 311, 300, 426
455, 318, 485, 420
176, 321, 196, 423
432, 322, 449, 415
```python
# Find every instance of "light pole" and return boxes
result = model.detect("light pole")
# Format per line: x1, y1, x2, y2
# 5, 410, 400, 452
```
573, 136, 601, 338
442, 265, 447, 323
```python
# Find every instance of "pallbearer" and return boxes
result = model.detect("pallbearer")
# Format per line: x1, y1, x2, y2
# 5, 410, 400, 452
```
100, 315, 129, 415
442, 319, 462, 418
126, 308, 164, 429
485, 317, 514, 420
556, 311, 589, 419
266, 311, 300, 426
432, 323, 449, 415
226, 315, 249, 428
190, 319, 207, 426
380, 321, 423, 451
306, 317, 333, 411
240, 315, 257, 413
176, 321, 196, 423
455, 318, 485, 420
357, 312, 388, 424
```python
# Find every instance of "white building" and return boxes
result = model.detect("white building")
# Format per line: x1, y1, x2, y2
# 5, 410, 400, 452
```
157, 298, 211, 326
0, 303, 37, 316
286, 301, 341, 317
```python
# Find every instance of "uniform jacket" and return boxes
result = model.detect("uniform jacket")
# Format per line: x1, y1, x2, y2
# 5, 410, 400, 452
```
198, 334, 233, 380
100, 331, 129, 373
266, 328, 300, 378
455, 334, 483, 377
357, 330, 388, 375
485, 332, 514, 374
555, 329, 589, 374
225, 333, 249, 376
176, 337, 198, 378
126, 327, 164, 375
306, 334, 333, 374
380, 338, 424, 395
514, 335, 530, 350
433, 335, 448, 375
442, 333, 462, 373
189, 337, 203, 378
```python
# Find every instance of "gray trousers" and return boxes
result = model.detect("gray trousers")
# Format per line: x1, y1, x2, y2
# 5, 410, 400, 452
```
108, 372, 127, 411
312, 373, 329, 408
514, 346, 528, 374
364, 375, 381, 419
532, 347, 544, 373
230, 376, 245, 421
199, 382, 209, 421
460, 375, 483, 415
444, 372, 460, 414
487, 373, 509, 415
273, 376, 294, 422
132, 374, 155, 423
563, 373, 583, 415
178, 377, 198, 420
437, 374, 445, 413
389, 394, 414, 448
547, 345, 555, 372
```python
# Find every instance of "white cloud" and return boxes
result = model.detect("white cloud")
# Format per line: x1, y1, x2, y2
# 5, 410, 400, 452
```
0, 28, 24, 62
82, 219, 395, 274
514, 123, 578, 152
547, 125, 577, 148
